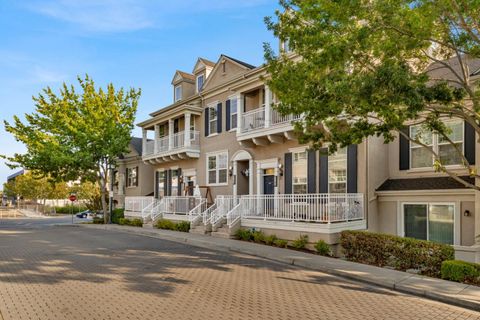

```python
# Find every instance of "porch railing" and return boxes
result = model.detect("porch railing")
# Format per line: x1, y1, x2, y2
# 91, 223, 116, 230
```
209, 196, 240, 226
150, 196, 204, 222
125, 196, 155, 213
237, 193, 364, 223
271, 109, 302, 126
145, 141, 155, 156
144, 131, 200, 158
156, 136, 169, 153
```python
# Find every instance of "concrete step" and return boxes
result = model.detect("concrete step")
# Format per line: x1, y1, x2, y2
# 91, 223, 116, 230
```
211, 231, 234, 239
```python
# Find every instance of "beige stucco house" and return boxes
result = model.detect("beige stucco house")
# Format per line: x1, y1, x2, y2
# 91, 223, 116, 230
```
119, 52, 480, 262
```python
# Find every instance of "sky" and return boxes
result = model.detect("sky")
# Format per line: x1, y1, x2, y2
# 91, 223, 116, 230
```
0, 0, 279, 186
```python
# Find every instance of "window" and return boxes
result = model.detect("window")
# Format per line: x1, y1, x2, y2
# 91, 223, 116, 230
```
174, 85, 182, 102
171, 169, 179, 196
292, 151, 307, 194
126, 167, 138, 187
328, 148, 347, 193
410, 120, 463, 168
229, 97, 238, 130
196, 74, 204, 93
209, 105, 217, 135
403, 203, 454, 245
158, 124, 166, 138
156, 171, 165, 198
207, 152, 228, 185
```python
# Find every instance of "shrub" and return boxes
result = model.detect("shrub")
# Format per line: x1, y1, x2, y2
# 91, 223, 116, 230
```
111, 208, 124, 224
252, 231, 265, 243
92, 217, 104, 224
174, 221, 191, 232
155, 219, 176, 230
291, 235, 309, 249
441, 260, 480, 284
340, 230, 455, 277
55, 206, 88, 214
235, 229, 253, 241
130, 218, 143, 227
273, 239, 288, 248
118, 218, 127, 225
264, 234, 278, 246
314, 240, 331, 256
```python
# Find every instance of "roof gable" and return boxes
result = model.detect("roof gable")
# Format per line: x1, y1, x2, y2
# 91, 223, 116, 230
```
171, 70, 195, 84
193, 57, 215, 74
202, 55, 256, 91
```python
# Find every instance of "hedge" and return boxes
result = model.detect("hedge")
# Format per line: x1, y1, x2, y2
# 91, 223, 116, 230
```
154, 219, 190, 232
340, 230, 454, 277
111, 208, 125, 224
441, 260, 480, 284
118, 218, 143, 227
55, 206, 88, 214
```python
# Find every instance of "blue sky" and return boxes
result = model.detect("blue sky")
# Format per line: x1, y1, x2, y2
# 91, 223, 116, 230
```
0, 0, 279, 186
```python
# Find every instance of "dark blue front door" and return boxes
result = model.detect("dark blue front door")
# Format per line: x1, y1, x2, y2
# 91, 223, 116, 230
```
263, 175, 275, 195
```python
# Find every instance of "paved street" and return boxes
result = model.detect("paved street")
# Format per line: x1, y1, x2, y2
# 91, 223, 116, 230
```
0, 219, 478, 320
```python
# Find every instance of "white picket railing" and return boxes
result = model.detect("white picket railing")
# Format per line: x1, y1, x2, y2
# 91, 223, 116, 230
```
140, 199, 159, 221
236, 194, 364, 223
144, 131, 200, 158
210, 196, 240, 226
125, 196, 155, 213
226, 202, 242, 227
145, 141, 155, 156
150, 196, 204, 222
187, 198, 208, 225
241, 107, 265, 133
156, 136, 169, 153
271, 109, 302, 126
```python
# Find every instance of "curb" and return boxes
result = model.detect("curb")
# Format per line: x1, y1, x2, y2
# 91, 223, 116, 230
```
76, 223, 480, 311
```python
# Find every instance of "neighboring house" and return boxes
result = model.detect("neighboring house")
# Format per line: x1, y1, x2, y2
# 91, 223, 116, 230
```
114, 137, 154, 214
120, 53, 480, 263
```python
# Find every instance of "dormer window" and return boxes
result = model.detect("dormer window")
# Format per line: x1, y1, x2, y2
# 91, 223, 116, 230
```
174, 85, 182, 102
196, 74, 204, 93
281, 39, 291, 53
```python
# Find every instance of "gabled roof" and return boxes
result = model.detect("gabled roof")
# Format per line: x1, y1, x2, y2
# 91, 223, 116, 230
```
426, 56, 480, 87
201, 54, 256, 90
193, 57, 215, 74
172, 70, 195, 84
376, 176, 474, 191
130, 137, 143, 155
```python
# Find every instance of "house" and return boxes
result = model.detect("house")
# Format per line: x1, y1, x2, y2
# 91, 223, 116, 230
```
114, 137, 155, 215
120, 53, 480, 263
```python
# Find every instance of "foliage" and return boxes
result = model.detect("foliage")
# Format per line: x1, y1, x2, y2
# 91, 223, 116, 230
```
314, 240, 331, 257
265, 0, 480, 189
175, 221, 191, 232
68, 182, 102, 211
264, 234, 278, 246
118, 218, 143, 227
252, 230, 266, 243
291, 235, 309, 249
441, 260, 480, 284
3, 75, 141, 223
154, 219, 189, 232
55, 206, 88, 214
111, 208, 125, 224
92, 217, 104, 224
273, 239, 288, 248
235, 228, 253, 241
3, 172, 68, 202
340, 231, 455, 277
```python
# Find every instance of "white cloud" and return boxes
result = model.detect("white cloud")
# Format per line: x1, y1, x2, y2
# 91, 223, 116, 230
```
31, 66, 67, 84
23, 0, 271, 33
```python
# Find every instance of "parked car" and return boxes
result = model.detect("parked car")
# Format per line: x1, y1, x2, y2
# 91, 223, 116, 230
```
76, 210, 91, 218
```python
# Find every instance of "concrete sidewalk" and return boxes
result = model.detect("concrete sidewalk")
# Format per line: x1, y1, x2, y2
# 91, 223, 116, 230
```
77, 223, 480, 311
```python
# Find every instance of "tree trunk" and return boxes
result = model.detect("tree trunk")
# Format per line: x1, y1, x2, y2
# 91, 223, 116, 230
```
99, 173, 109, 225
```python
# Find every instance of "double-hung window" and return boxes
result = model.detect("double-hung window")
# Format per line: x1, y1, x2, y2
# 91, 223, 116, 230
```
174, 85, 182, 102
328, 148, 347, 193
126, 167, 138, 187
207, 152, 228, 185
410, 120, 463, 169
209, 105, 217, 135
292, 151, 307, 194
403, 203, 454, 245
196, 75, 204, 93
230, 97, 238, 130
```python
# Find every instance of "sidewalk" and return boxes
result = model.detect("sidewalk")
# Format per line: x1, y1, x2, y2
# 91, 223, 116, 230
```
76, 223, 480, 311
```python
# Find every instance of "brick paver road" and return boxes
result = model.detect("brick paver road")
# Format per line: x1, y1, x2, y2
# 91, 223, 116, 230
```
0, 220, 478, 320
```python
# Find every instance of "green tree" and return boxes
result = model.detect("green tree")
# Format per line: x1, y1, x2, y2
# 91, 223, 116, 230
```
68, 181, 102, 211
265, 0, 480, 189
3, 76, 140, 222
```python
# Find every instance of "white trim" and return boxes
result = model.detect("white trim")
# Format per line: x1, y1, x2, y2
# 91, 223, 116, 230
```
288, 146, 307, 153
182, 168, 196, 177
231, 150, 253, 162
174, 85, 182, 102
377, 189, 475, 197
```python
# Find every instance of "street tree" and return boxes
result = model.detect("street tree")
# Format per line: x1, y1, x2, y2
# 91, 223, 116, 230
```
3, 76, 140, 222
264, 0, 480, 189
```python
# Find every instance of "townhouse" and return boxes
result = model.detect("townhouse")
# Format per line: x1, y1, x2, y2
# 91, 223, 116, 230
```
117, 52, 480, 262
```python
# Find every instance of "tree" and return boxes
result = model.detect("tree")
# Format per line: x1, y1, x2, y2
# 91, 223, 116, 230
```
68, 181, 102, 211
264, 0, 480, 190
3, 76, 140, 222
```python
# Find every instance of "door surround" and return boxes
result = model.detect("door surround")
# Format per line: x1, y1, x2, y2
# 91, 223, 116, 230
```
231, 150, 254, 197
255, 158, 279, 195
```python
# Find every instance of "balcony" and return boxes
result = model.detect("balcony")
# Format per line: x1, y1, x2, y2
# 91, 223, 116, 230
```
143, 130, 200, 163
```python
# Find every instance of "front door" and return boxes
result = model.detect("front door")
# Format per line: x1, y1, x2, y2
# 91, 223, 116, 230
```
263, 175, 275, 195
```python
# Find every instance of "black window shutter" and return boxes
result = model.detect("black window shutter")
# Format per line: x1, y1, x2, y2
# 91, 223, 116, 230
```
226, 99, 231, 131
204, 108, 209, 137
167, 170, 172, 196
154, 171, 159, 199
399, 126, 410, 170
347, 145, 358, 193
307, 150, 316, 193
177, 168, 182, 196
464, 121, 475, 165
319, 148, 328, 193
284, 153, 292, 194
163, 170, 168, 198
217, 102, 222, 133
135, 166, 139, 187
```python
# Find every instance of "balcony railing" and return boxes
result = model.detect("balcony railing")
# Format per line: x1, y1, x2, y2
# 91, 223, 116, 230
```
227, 193, 364, 224
143, 130, 200, 157
240, 106, 301, 134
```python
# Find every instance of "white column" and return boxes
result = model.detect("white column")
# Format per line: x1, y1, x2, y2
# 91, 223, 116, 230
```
168, 119, 174, 150
184, 112, 191, 148
264, 85, 271, 128
249, 159, 254, 195
236, 94, 243, 135
233, 161, 238, 197
142, 129, 147, 156
256, 165, 262, 196
154, 124, 159, 154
